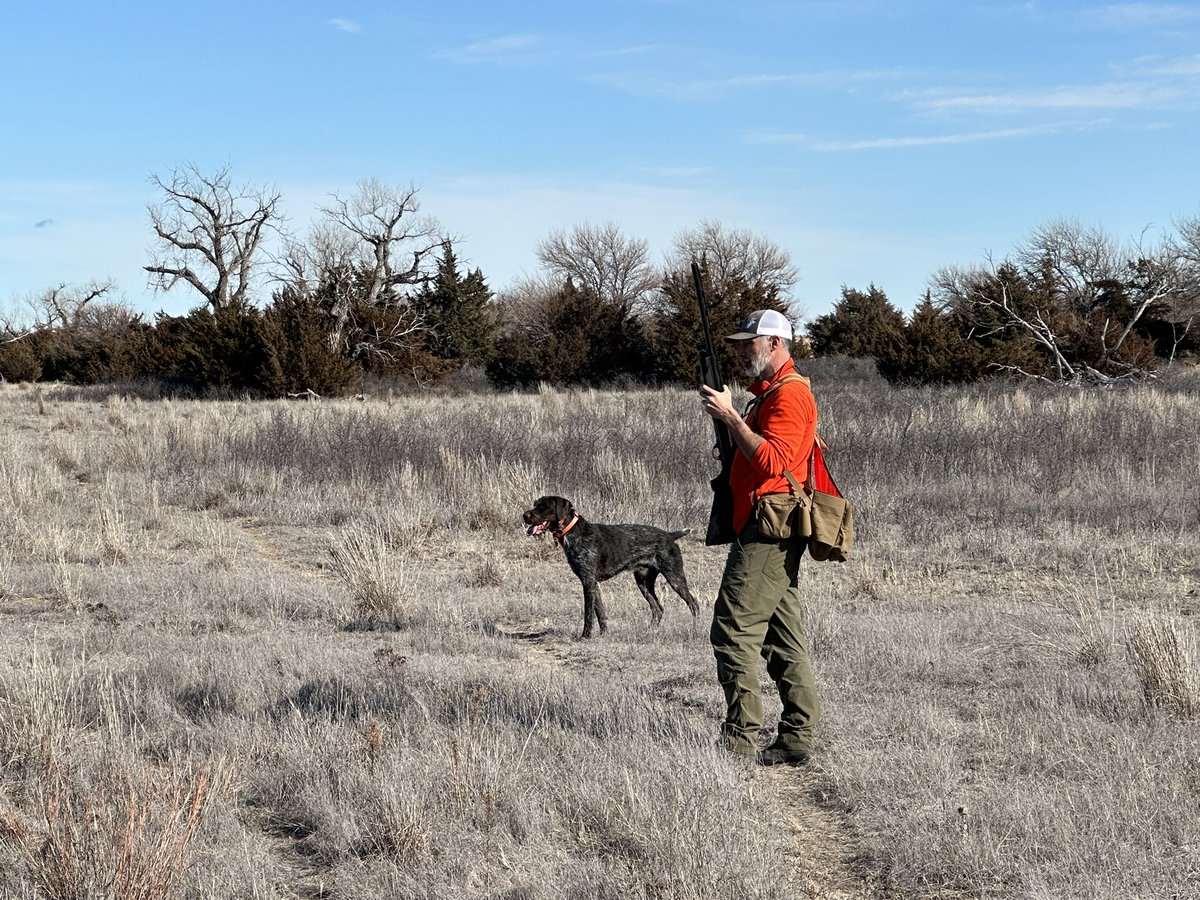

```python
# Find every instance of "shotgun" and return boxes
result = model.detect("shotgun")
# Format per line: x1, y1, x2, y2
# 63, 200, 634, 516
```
693, 261, 736, 545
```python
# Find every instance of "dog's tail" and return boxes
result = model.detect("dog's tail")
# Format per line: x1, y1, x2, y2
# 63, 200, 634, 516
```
670, 529, 690, 541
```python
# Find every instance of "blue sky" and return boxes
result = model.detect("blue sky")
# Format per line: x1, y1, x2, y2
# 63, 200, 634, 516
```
3, 0, 1199, 323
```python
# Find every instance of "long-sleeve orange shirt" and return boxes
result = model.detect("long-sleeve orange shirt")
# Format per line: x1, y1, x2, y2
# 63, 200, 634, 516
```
728, 358, 818, 535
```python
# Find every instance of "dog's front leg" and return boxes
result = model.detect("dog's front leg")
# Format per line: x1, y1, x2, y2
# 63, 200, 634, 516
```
581, 582, 606, 638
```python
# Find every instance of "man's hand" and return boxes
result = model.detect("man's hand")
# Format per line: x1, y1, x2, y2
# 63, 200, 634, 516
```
700, 384, 764, 461
700, 384, 737, 426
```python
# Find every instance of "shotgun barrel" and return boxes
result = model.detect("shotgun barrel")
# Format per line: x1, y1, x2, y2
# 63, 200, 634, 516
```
693, 261, 736, 545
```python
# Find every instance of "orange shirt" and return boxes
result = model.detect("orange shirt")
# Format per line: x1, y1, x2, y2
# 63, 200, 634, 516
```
728, 359, 818, 534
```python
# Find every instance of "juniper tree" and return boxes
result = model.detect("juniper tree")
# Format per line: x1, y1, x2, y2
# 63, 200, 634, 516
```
410, 244, 495, 367
807, 285, 906, 359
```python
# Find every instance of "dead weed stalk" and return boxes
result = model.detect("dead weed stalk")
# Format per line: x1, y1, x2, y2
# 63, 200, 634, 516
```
0, 760, 231, 900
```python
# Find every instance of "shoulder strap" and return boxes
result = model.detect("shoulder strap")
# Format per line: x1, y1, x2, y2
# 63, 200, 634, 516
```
744, 372, 811, 423
762, 372, 809, 398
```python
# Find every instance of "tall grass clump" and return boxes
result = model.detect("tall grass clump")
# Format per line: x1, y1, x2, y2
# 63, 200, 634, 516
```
328, 522, 413, 628
1126, 615, 1198, 718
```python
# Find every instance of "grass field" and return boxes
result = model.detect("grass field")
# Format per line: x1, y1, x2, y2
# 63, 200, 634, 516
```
0, 361, 1197, 899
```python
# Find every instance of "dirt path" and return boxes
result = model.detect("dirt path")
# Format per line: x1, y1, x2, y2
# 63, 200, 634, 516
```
768, 771, 869, 898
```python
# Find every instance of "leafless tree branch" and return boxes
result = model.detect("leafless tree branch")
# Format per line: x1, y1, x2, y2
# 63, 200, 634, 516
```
670, 219, 800, 315
144, 163, 282, 311
536, 222, 657, 315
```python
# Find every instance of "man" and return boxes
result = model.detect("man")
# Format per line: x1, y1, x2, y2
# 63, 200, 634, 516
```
699, 309, 820, 766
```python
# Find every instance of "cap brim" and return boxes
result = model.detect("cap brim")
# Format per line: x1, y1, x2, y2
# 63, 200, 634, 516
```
725, 331, 759, 341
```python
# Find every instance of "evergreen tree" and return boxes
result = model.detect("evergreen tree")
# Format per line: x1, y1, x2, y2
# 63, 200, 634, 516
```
0, 338, 42, 382
807, 285, 906, 358
487, 280, 653, 388
410, 244, 496, 367
939, 263, 1070, 379
167, 304, 275, 394
260, 287, 360, 396
876, 293, 986, 384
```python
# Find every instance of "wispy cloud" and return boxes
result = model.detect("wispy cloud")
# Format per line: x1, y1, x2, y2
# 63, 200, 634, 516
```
326, 18, 361, 34
584, 67, 909, 102
591, 44, 664, 59
903, 77, 1197, 114
1123, 53, 1200, 77
438, 34, 544, 65
1086, 3, 1200, 28
748, 119, 1111, 151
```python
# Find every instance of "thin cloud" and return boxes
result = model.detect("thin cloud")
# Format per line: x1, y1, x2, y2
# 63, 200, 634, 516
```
438, 34, 544, 65
748, 120, 1111, 151
906, 81, 1193, 114
1086, 3, 1200, 28
584, 67, 909, 102
591, 44, 664, 59
1124, 53, 1200, 77
326, 18, 361, 34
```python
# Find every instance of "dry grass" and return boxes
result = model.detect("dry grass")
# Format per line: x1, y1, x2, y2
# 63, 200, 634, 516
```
0, 366, 1197, 898
1126, 615, 1198, 719
0, 762, 228, 900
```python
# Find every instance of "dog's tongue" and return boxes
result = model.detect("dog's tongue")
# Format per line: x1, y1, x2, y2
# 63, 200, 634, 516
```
526, 522, 549, 537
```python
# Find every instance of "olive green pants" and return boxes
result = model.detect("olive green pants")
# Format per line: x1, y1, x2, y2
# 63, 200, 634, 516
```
710, 524, 821, 756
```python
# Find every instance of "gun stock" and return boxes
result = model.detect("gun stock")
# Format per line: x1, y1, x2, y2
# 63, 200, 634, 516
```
693, 261, 736, 545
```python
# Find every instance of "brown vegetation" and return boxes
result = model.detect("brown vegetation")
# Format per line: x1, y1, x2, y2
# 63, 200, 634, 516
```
0, 363, 1197, 898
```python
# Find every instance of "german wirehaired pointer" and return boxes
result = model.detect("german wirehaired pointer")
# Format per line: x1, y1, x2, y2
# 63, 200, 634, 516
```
522, 495, 700, 638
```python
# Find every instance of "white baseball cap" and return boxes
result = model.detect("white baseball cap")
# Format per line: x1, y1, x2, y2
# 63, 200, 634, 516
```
725, 309, 793, 341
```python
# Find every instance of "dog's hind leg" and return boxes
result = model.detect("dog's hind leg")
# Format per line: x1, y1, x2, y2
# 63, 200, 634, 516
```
633, 566, 665, 626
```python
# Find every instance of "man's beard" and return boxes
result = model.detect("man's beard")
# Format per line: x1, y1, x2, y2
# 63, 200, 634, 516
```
742, 341, 773, 380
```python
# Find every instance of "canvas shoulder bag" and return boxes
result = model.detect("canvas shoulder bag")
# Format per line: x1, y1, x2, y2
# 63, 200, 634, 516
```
754, 469, 809, 541
806, 438, 855, 562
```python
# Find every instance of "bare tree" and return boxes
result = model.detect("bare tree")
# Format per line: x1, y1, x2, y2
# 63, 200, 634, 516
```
1173, 210, 1200, 267
1, 280, 118, 338
1167, 211, 1200, 352
276, 222, 358, 295
145, 163, 282, 311
670, 219, 799, 310
1022, 220, 1189, 376
1014, 218, 1123, 305
535, 222, 657, 314
318, 179, 443, 305
935, 262, 1089, 383
935, 221, 1188, 384
311, 179, 446, 355
274, 221, 360, 353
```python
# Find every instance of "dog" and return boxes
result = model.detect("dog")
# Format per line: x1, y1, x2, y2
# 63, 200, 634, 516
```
522, 495, 700, 638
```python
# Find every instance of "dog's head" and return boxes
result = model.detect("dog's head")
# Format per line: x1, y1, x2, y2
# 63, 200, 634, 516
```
522, 495, 575, 537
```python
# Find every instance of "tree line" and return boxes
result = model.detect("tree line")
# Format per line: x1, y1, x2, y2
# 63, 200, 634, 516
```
811, 220, 1200, 386
2, 164, 1198, 394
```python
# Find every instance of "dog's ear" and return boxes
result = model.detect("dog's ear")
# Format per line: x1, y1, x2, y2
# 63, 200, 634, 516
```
553, 497, 575, 522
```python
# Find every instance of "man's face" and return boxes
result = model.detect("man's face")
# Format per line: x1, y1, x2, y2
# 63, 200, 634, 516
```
735, 336, 773, 379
